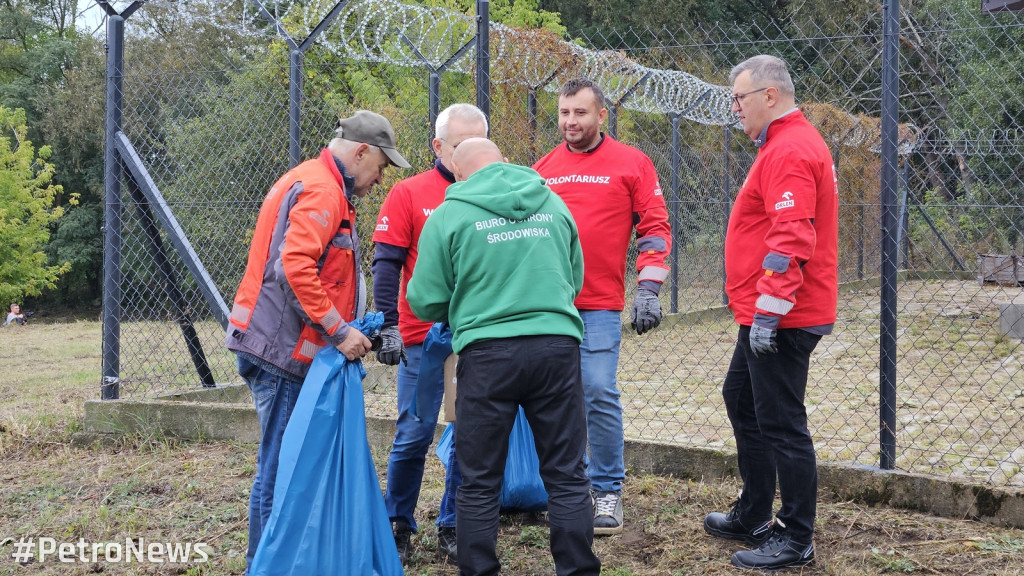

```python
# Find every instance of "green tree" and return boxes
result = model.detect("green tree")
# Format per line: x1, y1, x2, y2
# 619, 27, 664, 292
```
1, 0, 104, 306
539, 0, 793, 47
0, 106, 72, 304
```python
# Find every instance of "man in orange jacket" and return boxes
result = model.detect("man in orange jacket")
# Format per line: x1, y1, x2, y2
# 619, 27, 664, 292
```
225, 110, 410, 575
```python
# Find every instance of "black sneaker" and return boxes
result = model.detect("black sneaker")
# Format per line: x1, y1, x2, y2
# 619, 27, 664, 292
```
731, 526, 814, 571
392, 522, 413, 566
437, 526, 458, 563
703, 500, 774, 545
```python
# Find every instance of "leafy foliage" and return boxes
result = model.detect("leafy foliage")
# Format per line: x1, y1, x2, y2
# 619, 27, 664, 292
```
0, 106, 72, 304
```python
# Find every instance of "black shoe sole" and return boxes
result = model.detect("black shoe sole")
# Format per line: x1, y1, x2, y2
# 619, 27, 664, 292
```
703, 519, 767, 545
703, 524, 749, 543
703, 517, 774, 546
731, 556, 814, 571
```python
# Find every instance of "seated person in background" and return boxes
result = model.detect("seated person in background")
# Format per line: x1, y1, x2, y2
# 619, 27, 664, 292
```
4, 303, 27, 326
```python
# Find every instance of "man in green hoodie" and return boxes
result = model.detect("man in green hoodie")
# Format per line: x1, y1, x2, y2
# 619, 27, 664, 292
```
407, 138, 601, 576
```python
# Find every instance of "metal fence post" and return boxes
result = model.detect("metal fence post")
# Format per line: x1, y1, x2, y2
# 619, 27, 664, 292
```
476, 0, 490, 122
289, 49, 303, 168
253, 1, 351, 167
102, 13, 125, 400
721, 125, 732, 306
879, 0, 901, 470
669, 113, 681, 314
429, 72, 440, 143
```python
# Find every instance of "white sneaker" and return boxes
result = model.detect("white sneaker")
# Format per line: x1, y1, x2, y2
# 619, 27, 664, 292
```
593, 491, 623, 535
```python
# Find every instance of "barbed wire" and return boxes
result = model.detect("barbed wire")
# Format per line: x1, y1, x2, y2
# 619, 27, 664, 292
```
107, 0, 918, 151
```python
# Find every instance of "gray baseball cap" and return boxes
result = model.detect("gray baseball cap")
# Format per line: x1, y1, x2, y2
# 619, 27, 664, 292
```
335, 110, 411, 168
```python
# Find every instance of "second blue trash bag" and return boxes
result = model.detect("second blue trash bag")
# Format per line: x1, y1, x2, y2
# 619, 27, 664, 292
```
411, 322, 452, 422
249, 312, 403, 576
436, 407, 549, 512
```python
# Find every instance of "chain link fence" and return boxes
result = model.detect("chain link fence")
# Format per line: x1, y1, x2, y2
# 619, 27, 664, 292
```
103, 0, 1023, 488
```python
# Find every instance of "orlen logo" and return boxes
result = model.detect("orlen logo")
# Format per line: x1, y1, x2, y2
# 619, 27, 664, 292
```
309, 210, 330, 227
774, 191, 795, 210
376, 216, 389, 232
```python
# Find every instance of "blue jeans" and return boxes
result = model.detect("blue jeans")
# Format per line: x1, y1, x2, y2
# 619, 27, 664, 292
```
384, 343, 460, 530
238, 355, 303, 574
578, 310, 624, 494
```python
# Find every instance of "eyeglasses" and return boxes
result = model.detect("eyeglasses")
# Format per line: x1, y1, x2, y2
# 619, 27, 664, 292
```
439, 138, 464, 150
731, 87, 769, 109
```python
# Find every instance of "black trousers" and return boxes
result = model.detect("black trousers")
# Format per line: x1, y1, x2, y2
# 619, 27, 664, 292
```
722, 326, 822, 544
455, 335, 601, 576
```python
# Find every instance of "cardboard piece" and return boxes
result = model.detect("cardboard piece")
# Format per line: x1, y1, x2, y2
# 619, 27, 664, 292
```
443, 354, 458, 422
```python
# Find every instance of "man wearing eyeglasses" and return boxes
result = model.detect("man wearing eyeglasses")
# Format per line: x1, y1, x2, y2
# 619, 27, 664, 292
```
702, 55, 838, 571
372, 103, 488, 565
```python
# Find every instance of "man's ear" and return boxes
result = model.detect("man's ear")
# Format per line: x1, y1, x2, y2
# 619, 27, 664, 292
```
354, 142, 371, 162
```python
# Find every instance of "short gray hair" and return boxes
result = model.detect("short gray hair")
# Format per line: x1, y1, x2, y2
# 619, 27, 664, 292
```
436, 103, 488, 140
729, 55, 795, 98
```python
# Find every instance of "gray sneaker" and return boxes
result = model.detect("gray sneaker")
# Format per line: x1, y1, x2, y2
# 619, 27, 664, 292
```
593, 491, 623, 535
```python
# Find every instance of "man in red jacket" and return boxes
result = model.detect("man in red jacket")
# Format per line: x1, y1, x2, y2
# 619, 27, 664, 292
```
225, 110, 410, 575
702, 55, 838, 571
533, 78, 672, 536
372, 103, 488, 564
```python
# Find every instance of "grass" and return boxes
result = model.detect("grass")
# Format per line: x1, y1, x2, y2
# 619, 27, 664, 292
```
3, 318, 1024, 574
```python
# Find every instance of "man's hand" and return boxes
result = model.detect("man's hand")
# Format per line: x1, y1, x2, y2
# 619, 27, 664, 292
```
375, 325, 406, 365
749, 313, 780, 357
337, 327, 373, 361
630, 288, 662, 335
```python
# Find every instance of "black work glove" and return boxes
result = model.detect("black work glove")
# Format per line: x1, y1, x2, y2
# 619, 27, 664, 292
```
749, 313, 780, 357
630, 288, 662, 335
375, 325, 407, 366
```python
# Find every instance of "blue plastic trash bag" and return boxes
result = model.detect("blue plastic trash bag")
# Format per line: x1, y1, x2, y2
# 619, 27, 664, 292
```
436, 407, 549, 512
250, 312, 403, 576
412, 322, 452, 422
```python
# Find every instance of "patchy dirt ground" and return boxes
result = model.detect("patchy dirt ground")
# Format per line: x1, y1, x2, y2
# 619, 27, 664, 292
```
2, 430, 1023, 575
2, 321, 1023, 575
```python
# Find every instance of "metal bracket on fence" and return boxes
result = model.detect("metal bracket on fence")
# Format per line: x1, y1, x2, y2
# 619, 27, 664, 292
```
119, 157, 217, 389
527, 68, 565, 163
607, 72, 653, 139
95, 0, 144, 19
399, 32, 477, 145
251, 0, 351, 167
909, 197, 968, 272
114, 132, 231, 330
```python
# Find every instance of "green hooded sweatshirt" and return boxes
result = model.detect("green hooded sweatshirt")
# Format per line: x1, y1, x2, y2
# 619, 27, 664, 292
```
406, 162, 584, 353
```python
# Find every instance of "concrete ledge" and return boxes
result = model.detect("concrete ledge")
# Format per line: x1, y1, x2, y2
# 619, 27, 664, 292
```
624, 438, 737, 480
819, 464, 1024, 528
78, 389, 1024, 529
81, 397, 260, 444
163, 386, 252, 403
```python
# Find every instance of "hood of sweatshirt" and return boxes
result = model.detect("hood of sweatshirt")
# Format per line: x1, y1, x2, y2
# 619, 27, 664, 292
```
443, 163, 550, 220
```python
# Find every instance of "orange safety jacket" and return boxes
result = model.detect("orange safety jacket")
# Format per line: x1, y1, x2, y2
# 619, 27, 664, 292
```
225, 149, 365, 380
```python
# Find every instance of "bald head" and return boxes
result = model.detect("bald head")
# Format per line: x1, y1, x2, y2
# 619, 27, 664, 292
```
451, 138, 504, 181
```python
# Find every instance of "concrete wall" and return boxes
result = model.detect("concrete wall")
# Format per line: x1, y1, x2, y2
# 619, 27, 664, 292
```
75, 385, 1024, 529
